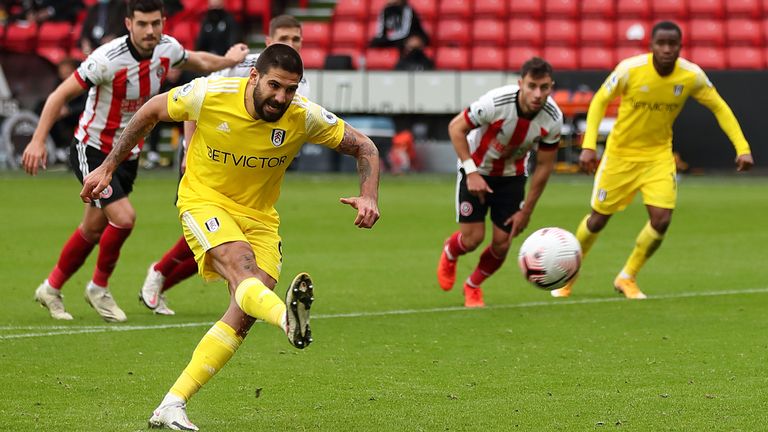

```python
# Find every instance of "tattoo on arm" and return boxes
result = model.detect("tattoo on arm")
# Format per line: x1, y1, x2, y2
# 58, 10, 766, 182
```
337, 127, 378, 182
104, 116, 158, 166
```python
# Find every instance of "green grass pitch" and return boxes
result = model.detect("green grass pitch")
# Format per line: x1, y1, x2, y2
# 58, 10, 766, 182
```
1, 170, 766, 431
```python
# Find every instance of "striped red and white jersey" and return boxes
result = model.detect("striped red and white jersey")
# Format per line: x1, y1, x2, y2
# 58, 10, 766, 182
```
74, 35, 188, 157
462, 84, 562, 177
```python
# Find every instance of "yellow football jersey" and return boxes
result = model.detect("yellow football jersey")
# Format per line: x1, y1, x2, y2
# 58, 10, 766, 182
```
167, 76, 345, 227
583, 54, 750, 161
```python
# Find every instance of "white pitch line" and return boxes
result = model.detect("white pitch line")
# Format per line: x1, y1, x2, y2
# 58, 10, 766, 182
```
1, 287, 766, 340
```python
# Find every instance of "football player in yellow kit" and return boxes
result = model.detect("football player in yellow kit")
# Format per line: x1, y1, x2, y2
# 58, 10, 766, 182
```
551, 21, 753, 300
81, 43, 380, 430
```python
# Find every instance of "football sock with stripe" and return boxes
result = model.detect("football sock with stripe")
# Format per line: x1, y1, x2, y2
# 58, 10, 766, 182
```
621, 222, 664, 278
92, 223, 133, 287
445, 231, 468, 261
575, 214, 599, 258
234, 277, 286, 328
467, 246, 505, 286
155, 236, 195, 276
47, 228, 95, 289
169, 321, 243, 402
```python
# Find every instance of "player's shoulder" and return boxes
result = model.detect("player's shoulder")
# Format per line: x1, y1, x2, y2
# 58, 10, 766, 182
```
205, 75, 244, 90
675, 57, 706, 76
157, 34, 185, 51
615, 53, 650, 72
542, 96, 563, 123
92, 35, 129, 62
483, 84, 519, 106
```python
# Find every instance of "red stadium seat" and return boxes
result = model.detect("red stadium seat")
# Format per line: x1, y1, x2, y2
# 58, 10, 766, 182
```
543, 19, 578, 46
581, 0, 615, 18
651, 0, 687, 19
688, 0, 724, 18
689, 46, 726, 69
616, 20, 650, 46
368, 0, 388, 18
38, 22, 73, 49
474, 0, 507, 18
615, 46, 647, 61
365, 48, 400, 70
332, 20, 367, 49
508, 18, 543, 48
409, 0, 438, 22
579, 47, 614, 70
545, 0, 578, 18
724, 0, 761, 19
435, 19, 471, 47
435, 46, 470, 70
727, 46, 764, 69
471, 46, 506, 70
472, 18, 506, 46
69, 45, 86, 61
245, 0, 271, 34
439, 0, 472, 19
508, 0, 543, 19
333, 0, 368, 20
37, 46, 68, 65
507, 46, 541, 70
224, 0, 244, 15
726, 19, 762, 46
543, 46, 578, 70
301, 46, 327, 69
580, 19, 615, 46
689, 19, 724, 47
3, 23, 38, 52
617, 0, 651, 19
170, 20, 199, 49
301, 21, 331, 49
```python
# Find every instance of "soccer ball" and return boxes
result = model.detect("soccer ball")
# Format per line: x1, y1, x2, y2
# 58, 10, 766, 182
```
518, 227, 582, 291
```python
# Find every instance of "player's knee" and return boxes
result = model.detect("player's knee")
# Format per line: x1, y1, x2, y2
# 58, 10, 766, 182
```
461, 234, 484, 251
650, 217, 671, 234
587, 214, 609, 232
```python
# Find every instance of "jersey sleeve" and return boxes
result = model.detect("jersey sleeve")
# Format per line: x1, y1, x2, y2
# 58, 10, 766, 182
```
690, 69, 751, 155
167, 77, 208, 122
463, 91, 496, 128
582, 62, 628, 150
164, 35, 189, 68
540, 117, 563, 148
305, 101, 345, 149
74, 50, 110, 88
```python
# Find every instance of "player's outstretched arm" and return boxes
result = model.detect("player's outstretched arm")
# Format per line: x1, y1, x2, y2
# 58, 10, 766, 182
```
22, 75, 86, 176
80, 92, 173, 202
505, 147, 558, 237
183, 43, 248, 74
336, 124, 381, 229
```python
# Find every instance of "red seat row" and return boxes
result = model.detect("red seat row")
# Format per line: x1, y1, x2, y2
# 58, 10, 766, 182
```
337, 0, 766, 20
300, 45, 767, 71
319, 17, 768, 50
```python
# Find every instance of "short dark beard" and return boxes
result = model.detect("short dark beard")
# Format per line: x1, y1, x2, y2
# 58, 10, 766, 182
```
252, 82, 288, 122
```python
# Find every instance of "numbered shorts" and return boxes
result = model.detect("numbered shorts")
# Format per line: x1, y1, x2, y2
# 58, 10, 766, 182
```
590, 154, 677, 215
180, 205, 283, 282
70, 140, 138, 208
455, 169, 526, 233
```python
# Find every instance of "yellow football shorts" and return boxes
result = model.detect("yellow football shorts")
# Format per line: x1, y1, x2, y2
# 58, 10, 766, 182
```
180, 205, 283, 282
590, 153, 677, 215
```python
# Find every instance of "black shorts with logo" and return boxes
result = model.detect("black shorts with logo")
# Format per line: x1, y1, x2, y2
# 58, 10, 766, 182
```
69, 139, 138, 208
456, 169, 526, 233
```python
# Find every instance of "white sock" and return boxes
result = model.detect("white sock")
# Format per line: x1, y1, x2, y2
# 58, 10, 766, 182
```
160, 392, 185, 407
619, 271, 632, 280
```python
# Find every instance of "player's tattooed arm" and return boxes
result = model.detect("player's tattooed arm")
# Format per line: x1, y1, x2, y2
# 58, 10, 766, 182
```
102, 93, 172, 169
336, 124, 381, 228
336, 125, 379, 187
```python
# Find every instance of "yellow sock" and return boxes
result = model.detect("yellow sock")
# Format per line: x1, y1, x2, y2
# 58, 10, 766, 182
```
234, 277, 286, 328
622, 222, 664, 278
575, 214, 599, 258
170, 321, 243, 401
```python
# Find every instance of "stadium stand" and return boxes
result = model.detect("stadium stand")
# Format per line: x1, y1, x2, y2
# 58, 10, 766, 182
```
7, 0, 768, 72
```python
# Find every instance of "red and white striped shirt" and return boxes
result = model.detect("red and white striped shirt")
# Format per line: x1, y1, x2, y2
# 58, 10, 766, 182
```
463, 85, 562, 177
74, 35, 188, 157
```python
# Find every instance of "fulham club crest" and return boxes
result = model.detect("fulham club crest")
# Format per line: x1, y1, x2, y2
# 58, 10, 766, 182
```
673, 85, 684, 96
271, 129, 286, 147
